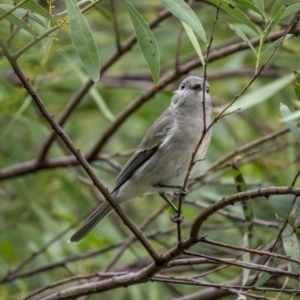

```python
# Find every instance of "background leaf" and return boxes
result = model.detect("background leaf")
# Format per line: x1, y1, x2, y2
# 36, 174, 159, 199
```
0, 7, 35, 35
232, 0, 265, 19
282, 3, 300, 19
211, 0, 260, 35
228, 23, 257, 54
217, 73, 295, 113
1, 0, 300, 298
269, 0, 282, 18
14, 0, 57, 25
161, 0, 206, 42
261, 34, 292, 60
263, 5, 286, 42
280, 103, 300, 143
66, 0, 100, 82
123, 0, 160, 86
182, 22, 205, 66
282, 223, 300, 290
0, 4, 47, 28
252, 0, 264, 13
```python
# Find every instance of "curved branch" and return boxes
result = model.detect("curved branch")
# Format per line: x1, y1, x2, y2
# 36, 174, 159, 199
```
36, 185, 300, 299
87, 26, 300, 160
190, 186, 300, 239
37, 9, 172, 162
195, 121, 300, 181
1, 26, 299, 180
0, 38, 161, 263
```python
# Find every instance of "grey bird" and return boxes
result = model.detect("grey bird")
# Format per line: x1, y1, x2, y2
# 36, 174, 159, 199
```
69, 76, 212, 243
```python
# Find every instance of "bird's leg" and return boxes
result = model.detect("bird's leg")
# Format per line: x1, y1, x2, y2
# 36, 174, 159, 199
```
173, 188, 188, 198
154, 183, 189, 199
158, 193, 184, 224
155, 184, 187, 244
159, 193, 178, 213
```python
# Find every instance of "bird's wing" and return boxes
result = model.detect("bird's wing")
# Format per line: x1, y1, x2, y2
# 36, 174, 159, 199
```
111, 108, 174, 193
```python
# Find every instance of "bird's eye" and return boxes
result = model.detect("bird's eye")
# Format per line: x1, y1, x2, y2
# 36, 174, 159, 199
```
180, 83, 186, 90
206, 86, 209, 93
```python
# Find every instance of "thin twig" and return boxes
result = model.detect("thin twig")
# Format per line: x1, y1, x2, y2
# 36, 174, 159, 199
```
36, 8, 172, 163
110, 0, 121, 53
104, 201, 170, 271
175, 0, 222, 244
0, 38, 161, 264
200, 237, 300, 266
249, 193, 300, 286
1, 27, 299, 181
87, 26, 300, 160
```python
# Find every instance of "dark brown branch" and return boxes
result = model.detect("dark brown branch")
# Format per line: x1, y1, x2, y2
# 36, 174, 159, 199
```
190, 186, 300, 239
87, 26, 300, 160
36, 9, 172, 162
21, 185, 300, 299
1, 26, 299, 181
195, 121, 300, 181
0, 39, 161, 263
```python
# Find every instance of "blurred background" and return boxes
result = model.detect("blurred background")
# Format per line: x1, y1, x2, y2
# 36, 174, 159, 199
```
0, 0, 300, 299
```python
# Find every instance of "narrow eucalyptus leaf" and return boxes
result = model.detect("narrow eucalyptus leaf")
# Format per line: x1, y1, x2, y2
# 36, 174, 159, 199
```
123, 0, 160, 86
66, 0, 100, 82
161, 0, 206, 42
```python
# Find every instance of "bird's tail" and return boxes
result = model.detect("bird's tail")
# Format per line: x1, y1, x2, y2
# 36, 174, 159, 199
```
68, 201, 112, 243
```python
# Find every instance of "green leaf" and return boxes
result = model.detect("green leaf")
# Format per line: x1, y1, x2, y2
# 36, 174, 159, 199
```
282, 223, 300, 289
294, 71, 300, 100
60, 51, 115, 122
182, 22, 205, 66
82, 75, 115, 122
232, 162, 253, 245
232, 0, 265, 19
280, 103, 300, 143
0, 7, 35, 35
27, 12, 47, 28
252, 0, 264, 13
261, 34, 292, 60
211, 0, 260, 35
66, 0, 100, 83
123, 0, 160, 86
279, 110, 300, 123
282, 3, 300, 19
0, 5, 47, 28
57, 0, 93, 16
14, 0, 57, 25
269, 0, 282, 19
161, 0, 206, 42
242, 234, 250, 286
255, 266, 273, 286
233, 160, 253, 286
263, 5, 286, 42
228, 23, 256, 54
2, 96, 31, 137
217, 73, 294, 113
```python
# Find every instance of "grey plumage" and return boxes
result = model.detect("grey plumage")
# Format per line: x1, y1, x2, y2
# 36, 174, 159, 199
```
69, 76, 212, 243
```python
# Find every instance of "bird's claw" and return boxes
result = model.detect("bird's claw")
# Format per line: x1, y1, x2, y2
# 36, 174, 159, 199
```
170, 214, 184, 223
173, 189, 188, 198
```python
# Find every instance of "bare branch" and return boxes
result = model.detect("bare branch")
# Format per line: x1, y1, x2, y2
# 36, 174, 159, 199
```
0, 39, 161, 263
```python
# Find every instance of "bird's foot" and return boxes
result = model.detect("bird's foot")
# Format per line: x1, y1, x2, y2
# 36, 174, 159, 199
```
170, 214, 184, 223
173, 188, 188, 198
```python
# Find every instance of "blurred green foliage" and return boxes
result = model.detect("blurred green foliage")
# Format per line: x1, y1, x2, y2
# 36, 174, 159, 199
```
0, 0, 300, 299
